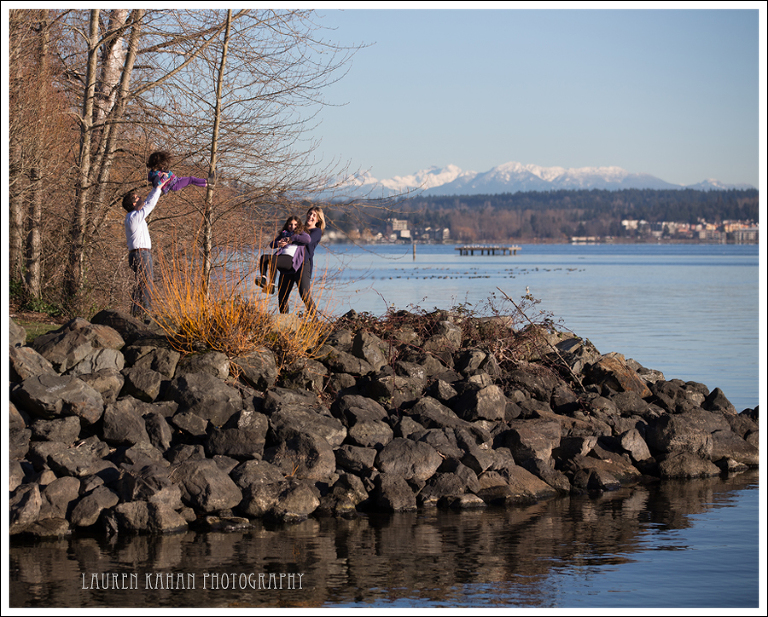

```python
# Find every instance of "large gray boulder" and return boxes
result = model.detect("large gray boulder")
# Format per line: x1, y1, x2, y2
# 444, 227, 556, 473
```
165, 372, 243, 427
173, 458, 243, 513
9, 346, 57, 382
11, 373, 104, 425
375, 438, 442, 483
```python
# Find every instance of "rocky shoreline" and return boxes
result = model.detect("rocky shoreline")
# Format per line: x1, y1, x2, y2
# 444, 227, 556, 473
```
9, 309, 759, 538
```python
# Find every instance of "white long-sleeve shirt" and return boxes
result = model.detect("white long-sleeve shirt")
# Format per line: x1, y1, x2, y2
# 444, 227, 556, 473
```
125, 185, 163, 250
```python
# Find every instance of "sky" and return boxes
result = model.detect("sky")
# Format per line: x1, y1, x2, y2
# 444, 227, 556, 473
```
308, 3, 765, 188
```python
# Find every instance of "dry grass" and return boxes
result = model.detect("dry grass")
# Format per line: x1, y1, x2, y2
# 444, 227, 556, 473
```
149, 237, 332, 372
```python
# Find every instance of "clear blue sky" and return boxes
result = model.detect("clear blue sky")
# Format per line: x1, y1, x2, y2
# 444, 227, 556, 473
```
311, 4, 764, 187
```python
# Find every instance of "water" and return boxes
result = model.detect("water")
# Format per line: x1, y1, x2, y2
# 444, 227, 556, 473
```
8, 243, 763, 609
7, 471, 760, 608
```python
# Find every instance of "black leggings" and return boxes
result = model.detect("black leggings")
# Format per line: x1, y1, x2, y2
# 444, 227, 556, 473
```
277, 262, 315, 315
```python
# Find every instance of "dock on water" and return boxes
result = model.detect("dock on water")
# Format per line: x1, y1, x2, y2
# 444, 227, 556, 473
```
455, 245, 521, 256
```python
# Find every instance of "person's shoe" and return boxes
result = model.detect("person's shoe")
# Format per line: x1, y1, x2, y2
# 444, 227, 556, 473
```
266, 283, 276, 294
256, 275, 267, 289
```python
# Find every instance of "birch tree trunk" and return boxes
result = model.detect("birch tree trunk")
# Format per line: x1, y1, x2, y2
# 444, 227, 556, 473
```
201, 9, 232, 291
65, 8, 100, 303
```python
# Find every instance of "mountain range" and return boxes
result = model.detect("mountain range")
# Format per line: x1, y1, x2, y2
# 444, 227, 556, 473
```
335, 161, 754, 197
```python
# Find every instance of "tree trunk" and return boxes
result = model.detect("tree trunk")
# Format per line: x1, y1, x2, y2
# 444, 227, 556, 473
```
65, 8, 100, 304
9, 135, 25, 283
25, 11, 50, 298
92, 9, 143, 232
202, 9, 231, 291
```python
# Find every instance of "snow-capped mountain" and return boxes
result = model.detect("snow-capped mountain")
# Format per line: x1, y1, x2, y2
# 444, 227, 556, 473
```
332, 162, 753, 198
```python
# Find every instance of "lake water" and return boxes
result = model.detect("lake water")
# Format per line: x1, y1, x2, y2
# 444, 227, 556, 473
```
7, 243, 763, 610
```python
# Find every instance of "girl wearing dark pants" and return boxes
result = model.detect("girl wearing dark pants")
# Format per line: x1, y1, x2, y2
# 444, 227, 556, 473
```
277, 207, 325, 315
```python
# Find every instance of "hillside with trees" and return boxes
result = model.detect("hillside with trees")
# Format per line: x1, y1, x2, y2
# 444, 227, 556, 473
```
323, 188, 759, 242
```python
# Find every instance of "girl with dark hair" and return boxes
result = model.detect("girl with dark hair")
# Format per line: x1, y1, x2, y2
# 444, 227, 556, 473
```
256, 216, 304, 294
147, 150, 211, 193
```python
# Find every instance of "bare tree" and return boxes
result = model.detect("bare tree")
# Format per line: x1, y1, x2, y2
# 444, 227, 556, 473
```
142, 9, 359, 287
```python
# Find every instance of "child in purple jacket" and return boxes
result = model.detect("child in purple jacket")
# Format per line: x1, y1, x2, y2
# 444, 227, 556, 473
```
147, 151, 212, 193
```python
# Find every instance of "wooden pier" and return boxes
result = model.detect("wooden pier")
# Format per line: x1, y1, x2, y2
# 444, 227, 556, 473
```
455, 245, 521, 256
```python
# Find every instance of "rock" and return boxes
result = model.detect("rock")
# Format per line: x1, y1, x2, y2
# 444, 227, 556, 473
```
267, 480, 321, 522
31, 318, 124, 372
31, 416, 82, 445
584, 353, 653, 398
568, 453, 641, 485
477, 466, 557, 505
78, 369, 125, 405
20, 518, 72, 538
280, 358, 328, 392
373, 473, 417, 512
10, 484, 42, 534
102, 399, 150, 446
263, 431, 336, 482
367, 373, 425, 409
406, 396, 469, 430
230, 460, 285, 490
499, 419, 561, 465
144, 412, 174, 452
658, 452, 721, 478
232, 348, 279, 390
126, 346, 181, 378
268, 405, 346, 449
90, 309, 155, 346
147, 502, 188, 534
702, 388, 737, 416
70, 486, 119, 527
10, 318, 26, 347
335, 445, 378, 475
645, 408, 729, 458
175, 351, 230, 380
207, 409, 269, 460
351, 331, 389, 372
173, 458, 243, 513
120, 365, 164, 403
440, 493, 487, 509
11, 373, 105, 425
505, 369, 561, 402
452, 384, 507, 422
9, 346, 57, 382
165, 372, 243, 427
375, 438, 442, 483
239, 483, 283, 517
47, 448, 99, 478
619, 428, 652, 463
68, 348, 125, 377
318, 474, 368, 516
114, 501, 149, 533
417, 473, 466, 508
39, 476, 80, 520
115, 464, 182, 509
170, 410, 209, 438
710, 430, 759, 467
317, 345, 374, 376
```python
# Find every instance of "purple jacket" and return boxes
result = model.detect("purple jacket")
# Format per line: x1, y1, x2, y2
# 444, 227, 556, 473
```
271, 231, 310, 271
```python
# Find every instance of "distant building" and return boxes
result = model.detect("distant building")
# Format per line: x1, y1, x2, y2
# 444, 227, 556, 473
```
730, 227, 759, 244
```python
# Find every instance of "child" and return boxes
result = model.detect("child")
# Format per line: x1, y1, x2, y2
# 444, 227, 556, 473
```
256, 216, 305, 294
147, 150, 211, 193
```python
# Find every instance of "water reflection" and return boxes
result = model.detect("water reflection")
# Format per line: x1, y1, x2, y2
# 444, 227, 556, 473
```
9, 470, 758, 608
